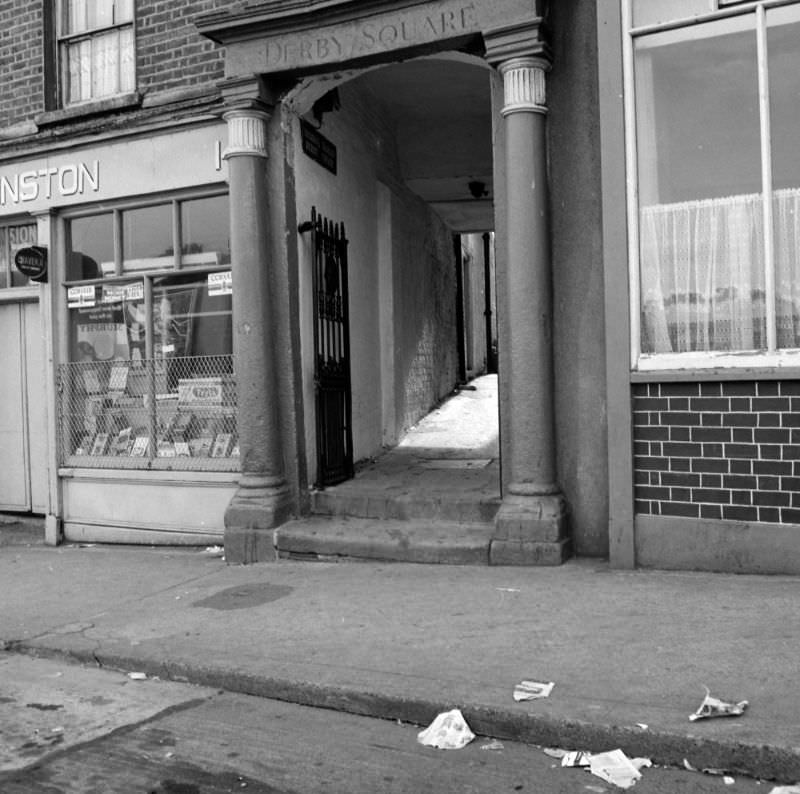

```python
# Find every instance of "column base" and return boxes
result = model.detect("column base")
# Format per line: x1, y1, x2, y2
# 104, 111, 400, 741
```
490, 490, 571, 565
224, 476, 294, 564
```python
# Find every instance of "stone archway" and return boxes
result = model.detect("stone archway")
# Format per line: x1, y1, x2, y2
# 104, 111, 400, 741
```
197, 0, 570, 565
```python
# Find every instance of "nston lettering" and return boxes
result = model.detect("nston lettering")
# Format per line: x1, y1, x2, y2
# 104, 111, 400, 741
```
0, 161, 100, 207
264, 3, 477, 67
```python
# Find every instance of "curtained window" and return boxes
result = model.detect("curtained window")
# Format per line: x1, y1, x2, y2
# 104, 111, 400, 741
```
60, 0, 135, 105
631, 4, 800, 363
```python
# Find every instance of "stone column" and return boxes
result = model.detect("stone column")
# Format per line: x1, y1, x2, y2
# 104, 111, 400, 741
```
222, 92, 292, 563
486, 35, 570, 564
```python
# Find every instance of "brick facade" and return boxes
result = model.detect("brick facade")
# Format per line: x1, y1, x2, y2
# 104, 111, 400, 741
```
136, 1, 226, 96
0, 1, 230, 132
633, 381, 800, 524
0, 2, 44, 127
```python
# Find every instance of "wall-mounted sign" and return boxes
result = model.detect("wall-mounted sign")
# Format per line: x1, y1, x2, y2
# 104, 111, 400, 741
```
300, 121, 337, 175
14, 245, 48, 282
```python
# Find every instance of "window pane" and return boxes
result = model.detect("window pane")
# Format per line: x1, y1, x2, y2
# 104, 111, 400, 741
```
153, 272, 233, 362
635, 18, 766, 353
91, 30, 122, 98
67, 214, 113, 279
122, 205, 173, 272
181, 195, 231, 266
768, 9, 800, 348
66, 39, 92, 103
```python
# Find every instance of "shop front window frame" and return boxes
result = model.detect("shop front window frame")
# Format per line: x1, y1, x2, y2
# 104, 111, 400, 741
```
58, 189, 238, 472
624, 0, 800, 371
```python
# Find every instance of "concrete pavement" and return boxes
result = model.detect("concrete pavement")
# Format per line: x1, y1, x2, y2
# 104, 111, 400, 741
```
1, 532, 798, 784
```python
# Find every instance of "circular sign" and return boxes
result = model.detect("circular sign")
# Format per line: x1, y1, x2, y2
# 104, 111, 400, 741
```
14, 245, 48, 282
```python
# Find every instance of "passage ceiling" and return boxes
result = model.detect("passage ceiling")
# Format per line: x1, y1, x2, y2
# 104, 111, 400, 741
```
350, 55, 494, 234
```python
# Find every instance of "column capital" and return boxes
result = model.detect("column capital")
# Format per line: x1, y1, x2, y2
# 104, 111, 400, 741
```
223, 108, 270, 159
498, 57, 550, 116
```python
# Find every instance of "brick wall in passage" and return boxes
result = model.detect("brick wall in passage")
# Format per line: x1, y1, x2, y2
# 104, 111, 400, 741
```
633, 381, 800, 524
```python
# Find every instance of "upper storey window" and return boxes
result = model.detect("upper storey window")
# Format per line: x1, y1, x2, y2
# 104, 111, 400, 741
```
59, 0, 135, 105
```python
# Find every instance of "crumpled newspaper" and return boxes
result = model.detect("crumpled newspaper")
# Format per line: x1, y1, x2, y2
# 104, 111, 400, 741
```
513, 680, 554, 701
589, 749, 649, 789
689, 688, 748, 722
417, 709, 475, 750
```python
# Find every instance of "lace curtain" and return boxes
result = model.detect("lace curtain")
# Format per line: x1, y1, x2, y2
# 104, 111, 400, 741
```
640, 188, 800, 353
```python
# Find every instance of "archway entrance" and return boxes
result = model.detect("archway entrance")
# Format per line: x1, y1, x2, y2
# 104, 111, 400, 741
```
198, 0, 572, 565
282, 54, 502, 560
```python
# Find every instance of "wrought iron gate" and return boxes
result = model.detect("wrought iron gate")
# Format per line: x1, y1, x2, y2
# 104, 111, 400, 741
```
301, 207, 354, 487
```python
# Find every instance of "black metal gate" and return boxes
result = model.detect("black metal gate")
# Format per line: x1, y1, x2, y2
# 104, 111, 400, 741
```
301, 207, 354, 487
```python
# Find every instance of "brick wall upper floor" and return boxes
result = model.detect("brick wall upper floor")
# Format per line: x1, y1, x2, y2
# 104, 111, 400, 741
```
0, 1, 231, 133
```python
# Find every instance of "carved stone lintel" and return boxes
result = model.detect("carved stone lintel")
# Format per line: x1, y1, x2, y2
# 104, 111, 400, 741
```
498, 57, 549, 116
223, 109, 269, 159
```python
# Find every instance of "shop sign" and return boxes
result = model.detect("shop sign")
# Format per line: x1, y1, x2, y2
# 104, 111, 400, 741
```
14, 245, 48, 282
208, 270, 232, 296
0, 161, 99, 207
67, 285, 97, 308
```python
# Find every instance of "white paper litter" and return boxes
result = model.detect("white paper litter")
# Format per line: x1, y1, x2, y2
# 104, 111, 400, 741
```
689, 687, 748, 721
723, 777, 735, 785
561, 750, 592, 767
589, 749, 644, 789
417, 709, 475, 750
479, 739, 504, 751
513, 680, 554, 701
768, 787, 800, 794
127, 672, 147, 680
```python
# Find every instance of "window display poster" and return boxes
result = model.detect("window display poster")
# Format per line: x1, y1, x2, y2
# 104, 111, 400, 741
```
71, 304, 128, 361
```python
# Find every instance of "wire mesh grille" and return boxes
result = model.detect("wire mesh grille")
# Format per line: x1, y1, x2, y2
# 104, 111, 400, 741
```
58, 355, 239, 472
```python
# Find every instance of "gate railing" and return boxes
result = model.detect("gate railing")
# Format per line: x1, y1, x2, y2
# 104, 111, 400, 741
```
300, 207, 354, 487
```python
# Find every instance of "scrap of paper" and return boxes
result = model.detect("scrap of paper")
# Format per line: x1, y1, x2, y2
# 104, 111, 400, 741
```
589, 749, 644, 790
689, 688, 748, 722
417, 708, 475, 750
513, 680, 554, 701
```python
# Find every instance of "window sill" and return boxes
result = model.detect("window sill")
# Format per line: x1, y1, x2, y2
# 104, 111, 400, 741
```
35, 92, 142, 127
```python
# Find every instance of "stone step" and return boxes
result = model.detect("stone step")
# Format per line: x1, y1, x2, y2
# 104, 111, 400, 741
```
275, 515, 494, 564
310, 489, 501, 524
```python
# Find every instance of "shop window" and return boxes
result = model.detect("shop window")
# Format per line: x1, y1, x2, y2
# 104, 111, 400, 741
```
0, 223, 38, 289
59, 194, 236, 470
59, 0, 135, 106
628, 4, 800, 367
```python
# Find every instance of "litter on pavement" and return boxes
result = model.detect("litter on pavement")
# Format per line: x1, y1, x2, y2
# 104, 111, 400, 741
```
417, 709, 475, 750
589, 749, 650, 789
542, 747, 652, 788
127, 672, 147, 680
689, 687, 748, 721
513, 680, 554, 701
479, 739, 504, 751
768, 787, 800, 794
561, 750, 591, 767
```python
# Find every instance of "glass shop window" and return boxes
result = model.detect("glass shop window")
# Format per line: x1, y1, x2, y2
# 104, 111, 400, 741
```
60, 194, 236, 470
629, 4, 800, 366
